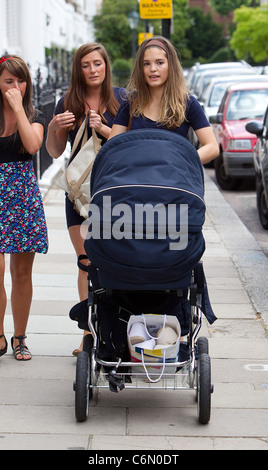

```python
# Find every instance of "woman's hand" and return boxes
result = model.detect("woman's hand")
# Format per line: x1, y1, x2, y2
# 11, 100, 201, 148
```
88, 110, 111, 140
88, 110, 102, 131
46, 111, 75, 159
48, 110, 75, 132
5, 88, 23, 113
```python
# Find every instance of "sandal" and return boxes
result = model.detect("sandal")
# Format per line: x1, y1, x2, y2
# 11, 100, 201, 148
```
0, 334, 7, 357
11, 335, 32, 361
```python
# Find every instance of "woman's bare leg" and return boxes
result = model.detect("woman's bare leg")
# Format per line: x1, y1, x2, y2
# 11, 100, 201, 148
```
10, 253, 35, 360
0, 254, 7, 351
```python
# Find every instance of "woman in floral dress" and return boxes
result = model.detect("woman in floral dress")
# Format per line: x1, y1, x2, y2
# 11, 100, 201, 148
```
0, 55, 48, 361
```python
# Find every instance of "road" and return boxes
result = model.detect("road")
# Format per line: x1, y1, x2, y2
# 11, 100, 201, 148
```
205, 168, 268, 258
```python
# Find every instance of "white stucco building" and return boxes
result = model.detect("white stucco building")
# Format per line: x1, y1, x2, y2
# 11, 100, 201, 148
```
0, 0, 99, 68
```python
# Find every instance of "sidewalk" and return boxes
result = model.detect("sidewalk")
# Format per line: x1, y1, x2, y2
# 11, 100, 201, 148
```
0, 170, 267, 451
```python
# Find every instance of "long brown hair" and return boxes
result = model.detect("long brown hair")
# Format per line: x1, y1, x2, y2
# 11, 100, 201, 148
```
127, 36, 190, 129
0, 55, 36, 137
64, 43, 120, 126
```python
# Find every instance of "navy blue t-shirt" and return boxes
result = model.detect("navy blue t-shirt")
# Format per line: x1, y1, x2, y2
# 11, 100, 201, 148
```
54, 87, 126, 151
113, 94, 210, 137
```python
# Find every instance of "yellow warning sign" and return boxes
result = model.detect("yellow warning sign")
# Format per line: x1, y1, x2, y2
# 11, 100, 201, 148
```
138, 32, 153, 45
140, 1, 173, 19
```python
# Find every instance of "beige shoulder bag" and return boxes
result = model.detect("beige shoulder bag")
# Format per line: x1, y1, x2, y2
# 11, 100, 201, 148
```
57, 111, 102, 219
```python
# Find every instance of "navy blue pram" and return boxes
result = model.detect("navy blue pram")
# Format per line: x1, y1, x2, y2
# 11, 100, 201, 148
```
71, 129, 216, 424
85, 129, 206, 291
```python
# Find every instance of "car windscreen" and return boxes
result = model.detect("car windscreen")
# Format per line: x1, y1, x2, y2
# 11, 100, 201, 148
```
226, 89, 268, 120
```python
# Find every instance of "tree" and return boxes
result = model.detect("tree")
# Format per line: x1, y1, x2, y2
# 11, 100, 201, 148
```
185, 8, 225, 60
230, 5, 268, 63
209, 0, 257, 17
93, 0, 140, 60
171, 0, 192, 60
93, 0, 191, 62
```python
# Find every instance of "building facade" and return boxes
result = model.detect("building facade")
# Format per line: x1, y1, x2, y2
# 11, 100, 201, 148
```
0, 0, 98, 68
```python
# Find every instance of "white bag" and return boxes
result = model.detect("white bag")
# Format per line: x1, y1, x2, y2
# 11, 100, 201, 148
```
127, 314, 181, 382
57, 111, 102, 219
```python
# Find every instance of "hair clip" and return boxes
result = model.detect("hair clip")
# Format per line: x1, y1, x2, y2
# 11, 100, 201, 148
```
0, 57, 13, 64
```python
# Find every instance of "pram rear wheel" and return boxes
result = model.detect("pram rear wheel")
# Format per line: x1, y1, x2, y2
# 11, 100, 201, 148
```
74, 336, 93, 422
197, 353, 212, 424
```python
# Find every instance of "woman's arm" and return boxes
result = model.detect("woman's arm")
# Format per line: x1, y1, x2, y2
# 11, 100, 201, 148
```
46, 110, 75, 159
5, 88, 44, 154
108, 123, 128, 140
195, 126, 219, 165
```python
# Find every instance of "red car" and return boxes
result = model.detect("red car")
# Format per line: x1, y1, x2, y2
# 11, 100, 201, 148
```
210, 82, 268, 190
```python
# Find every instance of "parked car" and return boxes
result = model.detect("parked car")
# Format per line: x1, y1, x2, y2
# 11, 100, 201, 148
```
199, 74, 268, 123
246, 108, 268, 229
210, 82, 268, 190
194, 66, 256, 99
189, 74, 268, 153
187, 61, 250, 93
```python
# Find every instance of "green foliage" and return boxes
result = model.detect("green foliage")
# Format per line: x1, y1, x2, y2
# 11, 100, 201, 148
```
93, 0, 191, 61
171, 0, 192, 60
112, 58, 132, 86
93, 0, 140, 60
185, 8, 225, 60
230, 5, 268, 62
209, 0, 256, 17
208, 46, 236, 63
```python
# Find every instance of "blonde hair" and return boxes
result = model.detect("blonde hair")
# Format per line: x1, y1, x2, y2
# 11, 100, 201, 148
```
127, 36, 189, 129
64, 43, 120, 126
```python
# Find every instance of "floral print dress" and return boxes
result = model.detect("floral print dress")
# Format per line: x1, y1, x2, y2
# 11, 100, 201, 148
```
0, 111, 48, 254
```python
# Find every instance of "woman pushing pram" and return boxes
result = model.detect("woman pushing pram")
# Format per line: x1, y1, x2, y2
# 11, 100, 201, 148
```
70, 37, 218, 424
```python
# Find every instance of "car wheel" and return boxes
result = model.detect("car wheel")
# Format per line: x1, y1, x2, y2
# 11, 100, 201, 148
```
215, 154, 243, 190
256, 178, 268, 229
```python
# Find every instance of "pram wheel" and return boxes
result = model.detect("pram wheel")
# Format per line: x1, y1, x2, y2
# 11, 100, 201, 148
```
74, 335, 94, 422
197, 353, 212, 424
197, 336, 209, 355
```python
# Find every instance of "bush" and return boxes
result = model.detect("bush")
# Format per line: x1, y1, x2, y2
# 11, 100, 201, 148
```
208, 47, 236, 63
112, 59, 132, 87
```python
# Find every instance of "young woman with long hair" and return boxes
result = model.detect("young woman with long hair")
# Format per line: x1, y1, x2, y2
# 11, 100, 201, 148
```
46, 43, 126, 355
109, 36, 219, 165
0, 55, 48, 361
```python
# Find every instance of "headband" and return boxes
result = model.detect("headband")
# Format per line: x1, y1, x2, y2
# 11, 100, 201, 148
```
144, 39, 168, 54
0, 57, 14, 64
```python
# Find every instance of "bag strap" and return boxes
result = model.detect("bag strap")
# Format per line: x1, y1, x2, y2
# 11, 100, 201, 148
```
127, 113, 132, 131
71, 113, 88, 157
71, 111, 101, 157
68, 158, 95, 202
142, 314, 166, 340
141, 350, 166, 383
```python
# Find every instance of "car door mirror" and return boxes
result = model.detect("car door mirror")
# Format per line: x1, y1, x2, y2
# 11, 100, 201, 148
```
210, 113, 223, 124
245, 121, 264, 136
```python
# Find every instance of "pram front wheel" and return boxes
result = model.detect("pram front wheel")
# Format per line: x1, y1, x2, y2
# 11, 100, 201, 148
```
197, 336, 209, 355
197, 353, 212, 424
74, 335, 94, 422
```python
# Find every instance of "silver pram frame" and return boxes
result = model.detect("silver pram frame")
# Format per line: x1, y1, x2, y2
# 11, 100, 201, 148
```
72, 256, 214, 425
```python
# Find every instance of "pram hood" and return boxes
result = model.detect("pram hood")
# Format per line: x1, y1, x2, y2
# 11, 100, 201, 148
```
84, 129, 206, 290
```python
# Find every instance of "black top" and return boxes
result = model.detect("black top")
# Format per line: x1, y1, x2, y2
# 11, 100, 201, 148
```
0, 110, 45, 163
